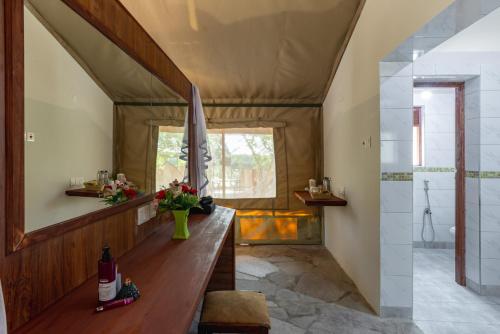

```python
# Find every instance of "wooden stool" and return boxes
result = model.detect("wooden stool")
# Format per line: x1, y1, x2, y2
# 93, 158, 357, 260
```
198, 291, 271, 334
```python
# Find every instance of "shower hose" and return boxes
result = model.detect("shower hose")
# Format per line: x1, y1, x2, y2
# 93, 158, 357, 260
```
422, 180, 435, 244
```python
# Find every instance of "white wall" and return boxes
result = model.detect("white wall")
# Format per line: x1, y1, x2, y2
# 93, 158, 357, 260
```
322, 0, 454, 313
24, 7, 113, 232
413, 88, 456, 245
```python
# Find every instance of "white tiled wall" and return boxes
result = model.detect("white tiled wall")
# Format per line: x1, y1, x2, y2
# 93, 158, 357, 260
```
379, 62, 414, 313
479, 64, 500, 289
413, 57, 500, 290
379, 0, 500, 317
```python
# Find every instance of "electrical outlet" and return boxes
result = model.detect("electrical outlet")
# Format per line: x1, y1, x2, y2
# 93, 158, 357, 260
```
361, 136, 371, 149
26, 132, 35, 142
137, 205, 150, 225
149, 202, 157, 218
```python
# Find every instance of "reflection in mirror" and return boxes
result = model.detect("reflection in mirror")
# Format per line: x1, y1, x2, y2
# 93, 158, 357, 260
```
24, 0, 186, 233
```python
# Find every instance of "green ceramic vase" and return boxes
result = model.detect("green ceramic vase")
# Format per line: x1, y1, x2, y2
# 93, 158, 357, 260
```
172, 209, 190, 240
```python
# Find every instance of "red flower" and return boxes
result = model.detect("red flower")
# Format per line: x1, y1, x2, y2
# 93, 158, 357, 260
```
181, 184, 190, 193
155, 189, 166, 200
189, 188, 197, 195
124, 188, 137, 199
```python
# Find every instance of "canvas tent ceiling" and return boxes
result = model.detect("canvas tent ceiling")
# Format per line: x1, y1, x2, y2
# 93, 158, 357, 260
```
27, 0, 185, 103
119, 0, 364, 104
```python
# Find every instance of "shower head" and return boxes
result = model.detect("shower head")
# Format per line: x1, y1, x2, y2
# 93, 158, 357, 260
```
424, 180, 430, 190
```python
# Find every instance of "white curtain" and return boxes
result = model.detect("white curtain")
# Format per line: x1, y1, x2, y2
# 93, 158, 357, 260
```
180, 85, 212, 197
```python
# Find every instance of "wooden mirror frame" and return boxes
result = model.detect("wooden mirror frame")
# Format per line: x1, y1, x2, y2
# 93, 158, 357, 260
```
3, 0, 194, 253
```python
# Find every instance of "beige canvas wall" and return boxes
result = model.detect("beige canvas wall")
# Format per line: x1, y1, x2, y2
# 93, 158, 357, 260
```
24, 7, 113, 232
115, 105, 321, 211
322, 0, 454, 313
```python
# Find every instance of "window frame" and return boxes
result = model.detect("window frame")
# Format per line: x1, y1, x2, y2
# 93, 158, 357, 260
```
206, 127, 277, 200
413, 106, 423, 166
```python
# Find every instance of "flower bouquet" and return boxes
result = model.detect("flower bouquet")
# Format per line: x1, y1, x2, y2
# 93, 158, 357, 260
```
102, 180, 139, 205
154, 180, 199, 240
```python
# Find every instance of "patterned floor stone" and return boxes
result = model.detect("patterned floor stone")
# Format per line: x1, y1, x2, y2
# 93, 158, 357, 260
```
236, 255, 279, 277
236, 246, 422, 334
295, 272, 346, 302
270, 317, 306, 334
290, 315, 318, 329
236, 271, 260, 280
269, 306, 289, 321
189, 245, 425, 333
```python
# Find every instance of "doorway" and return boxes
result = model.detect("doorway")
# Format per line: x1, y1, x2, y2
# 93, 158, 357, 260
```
413, 82, 465, 286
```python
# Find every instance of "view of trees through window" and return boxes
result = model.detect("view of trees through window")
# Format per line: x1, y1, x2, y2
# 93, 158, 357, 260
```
207, 128, 276, 199
156, 127, 276, 198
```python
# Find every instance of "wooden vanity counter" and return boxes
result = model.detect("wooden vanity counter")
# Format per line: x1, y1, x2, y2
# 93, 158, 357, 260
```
15, 206, 236, 334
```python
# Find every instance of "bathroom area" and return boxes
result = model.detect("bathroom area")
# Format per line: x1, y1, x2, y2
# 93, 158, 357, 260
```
411, 83, 466, 327
413, 86, 457, 251
412, 84, 461, 321
409, 6, 500, 331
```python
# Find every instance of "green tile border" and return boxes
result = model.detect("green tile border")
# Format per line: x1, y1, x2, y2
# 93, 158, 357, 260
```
464, 171, 500, 178
466, 171, 480, 178
381, 172, 413, 181
480, 171, 500, 178
382, 170, 500, 180
413, 167, 456, 173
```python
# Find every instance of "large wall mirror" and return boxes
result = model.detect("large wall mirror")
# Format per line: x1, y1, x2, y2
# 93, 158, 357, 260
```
7, 0, 189, 252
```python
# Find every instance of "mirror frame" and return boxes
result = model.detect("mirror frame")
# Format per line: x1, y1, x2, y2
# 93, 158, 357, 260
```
4, 0, 194, 253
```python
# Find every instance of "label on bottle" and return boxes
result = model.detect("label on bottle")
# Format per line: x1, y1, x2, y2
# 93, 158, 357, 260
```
99, 280, 117, 302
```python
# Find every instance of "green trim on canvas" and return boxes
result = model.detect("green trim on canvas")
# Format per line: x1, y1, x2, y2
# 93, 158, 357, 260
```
413, 167, 456, 173
381, 172, 413, 181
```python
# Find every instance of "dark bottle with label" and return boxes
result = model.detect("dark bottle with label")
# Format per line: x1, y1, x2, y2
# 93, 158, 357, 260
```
98, 245, 117, 303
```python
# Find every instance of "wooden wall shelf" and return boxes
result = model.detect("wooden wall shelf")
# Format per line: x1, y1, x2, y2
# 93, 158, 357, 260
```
294, 191, 347, 207
65, 188, 103, 198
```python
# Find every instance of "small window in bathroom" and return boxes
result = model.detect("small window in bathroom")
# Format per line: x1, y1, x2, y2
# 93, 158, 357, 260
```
413, 106, 423, 166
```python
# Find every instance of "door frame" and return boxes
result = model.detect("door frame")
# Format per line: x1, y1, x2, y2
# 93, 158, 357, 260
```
414, 82, 466, 286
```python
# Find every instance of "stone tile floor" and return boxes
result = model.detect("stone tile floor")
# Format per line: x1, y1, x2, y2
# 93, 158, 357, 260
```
189, 246, 500, 333
413, 248, 500, 334
200, 245, 423, 334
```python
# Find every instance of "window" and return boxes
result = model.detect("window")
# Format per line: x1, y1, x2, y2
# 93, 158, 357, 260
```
155, 126, 277, 198
156, 126, 186, 190
206, 128, 276, 199
413, 106, 423, 166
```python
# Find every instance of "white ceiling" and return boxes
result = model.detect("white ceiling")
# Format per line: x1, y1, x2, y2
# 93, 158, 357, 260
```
432, 7, 500, 52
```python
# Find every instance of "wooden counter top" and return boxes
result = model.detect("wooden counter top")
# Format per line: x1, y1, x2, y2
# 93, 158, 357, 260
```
15, 207, 236, 334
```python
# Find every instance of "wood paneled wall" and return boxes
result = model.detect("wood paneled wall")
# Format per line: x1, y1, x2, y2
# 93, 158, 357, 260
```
2, 208, 168, 331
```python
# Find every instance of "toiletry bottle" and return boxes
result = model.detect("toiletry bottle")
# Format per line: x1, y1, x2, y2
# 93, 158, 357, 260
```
98, 245, 117, 303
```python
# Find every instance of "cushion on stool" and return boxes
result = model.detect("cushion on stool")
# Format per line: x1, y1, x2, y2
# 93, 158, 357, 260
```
200, 291, 270, 327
